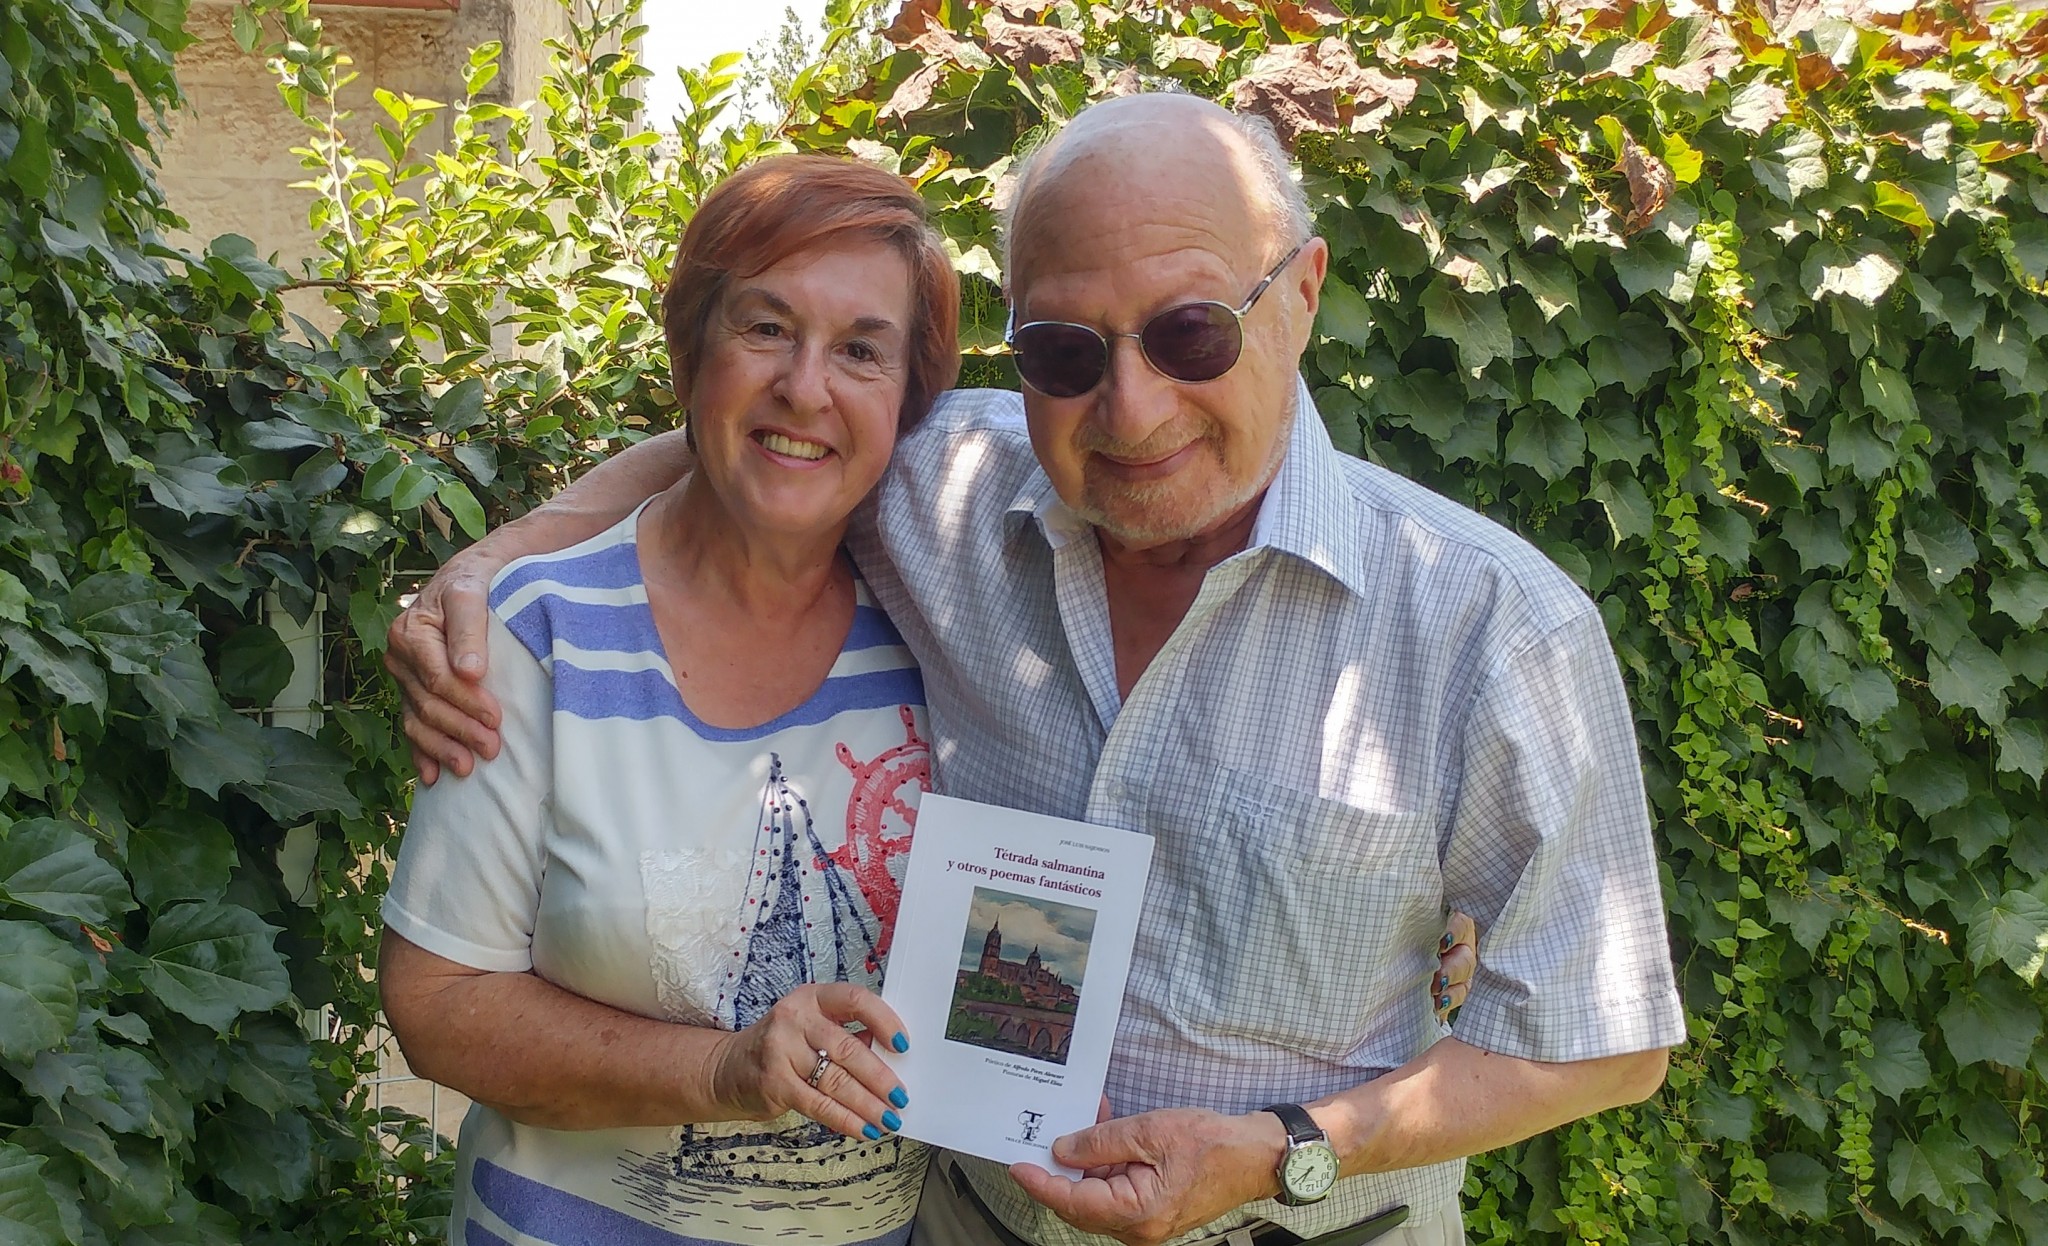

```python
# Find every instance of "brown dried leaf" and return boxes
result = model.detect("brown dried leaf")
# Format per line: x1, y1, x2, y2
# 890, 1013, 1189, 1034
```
911, 22, 983, 65
1796, 51, 1845, 91
1346, 68, 1421, 133
992, 0, 1058, 16
1620, 130, 1674, 233
1161, 0, 1258, 21
1108, 65, 1147, 96
882, 61, 948, 120
1159, 34, 1226, 71
1594, 39, 1659, 79
2016, 17, 2048, 59
2029, 86, 2048, 162
882, 0, 944, 44
1265, 0, 1348, 34
422, 496, 454, 542
1237, 76, 1340, 146
1391, 37, 1460, 67
1233, 38, 1410, 146
1759, 0, 1830, 37
983, 12, 1084, 68
1556, 0, 1635, 31
1875, 30, 1945, 65
1725, 80, 1790, 133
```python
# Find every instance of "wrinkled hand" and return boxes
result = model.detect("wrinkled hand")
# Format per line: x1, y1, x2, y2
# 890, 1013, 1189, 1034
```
385, 545, 506, 783
1010, 1108, 1283, 1246
1435, 910, 1478, 1022
710, 983, 912, 1141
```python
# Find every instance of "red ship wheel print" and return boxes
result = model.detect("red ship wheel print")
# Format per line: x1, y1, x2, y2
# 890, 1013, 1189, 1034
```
830, 705, 930, 969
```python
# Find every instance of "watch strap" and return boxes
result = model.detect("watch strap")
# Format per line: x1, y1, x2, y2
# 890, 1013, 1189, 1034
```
1262, 1102, 1322, 1144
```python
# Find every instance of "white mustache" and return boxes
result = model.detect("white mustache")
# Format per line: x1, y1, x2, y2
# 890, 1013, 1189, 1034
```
1074, 421, 1217, 462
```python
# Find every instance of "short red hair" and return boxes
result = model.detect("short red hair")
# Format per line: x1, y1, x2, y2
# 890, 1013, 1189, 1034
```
662, 154, 961, 432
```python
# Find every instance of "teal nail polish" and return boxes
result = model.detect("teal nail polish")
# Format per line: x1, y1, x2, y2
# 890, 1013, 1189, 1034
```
891, 1032, 909, 1053
1433, 973, 1447, 994
889, 1087, 909, 1109
862, 1124, 882, 1141
1440, 932, 1453, 953
1438, 994, 1452, 1012
883, 1110, 902, 1131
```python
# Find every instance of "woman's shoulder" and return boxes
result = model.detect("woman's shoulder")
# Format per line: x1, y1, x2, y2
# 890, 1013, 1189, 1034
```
487, 504, 648, 617
485, 505, 658, 670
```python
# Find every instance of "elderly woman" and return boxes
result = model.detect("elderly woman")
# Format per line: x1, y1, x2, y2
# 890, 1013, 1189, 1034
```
379, 155, 961, 1246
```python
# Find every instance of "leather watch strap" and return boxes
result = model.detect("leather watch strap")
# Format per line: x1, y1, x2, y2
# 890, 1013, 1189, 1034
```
1262, 1101, 1321, 1143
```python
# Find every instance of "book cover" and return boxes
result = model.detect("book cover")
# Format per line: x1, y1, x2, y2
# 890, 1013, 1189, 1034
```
879, 794, 1155, 1175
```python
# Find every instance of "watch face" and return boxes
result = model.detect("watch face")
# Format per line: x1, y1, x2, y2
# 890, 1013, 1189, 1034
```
1282, 1141, 1340, 1201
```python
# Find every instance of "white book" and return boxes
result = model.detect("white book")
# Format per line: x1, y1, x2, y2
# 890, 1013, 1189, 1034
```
879, 794, 1156, 1176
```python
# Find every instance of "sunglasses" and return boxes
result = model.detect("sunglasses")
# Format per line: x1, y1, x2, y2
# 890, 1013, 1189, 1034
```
1003, 241, 1309, 399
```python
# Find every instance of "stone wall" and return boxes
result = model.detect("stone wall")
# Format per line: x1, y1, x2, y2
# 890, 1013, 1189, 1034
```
160, 0, 573, 319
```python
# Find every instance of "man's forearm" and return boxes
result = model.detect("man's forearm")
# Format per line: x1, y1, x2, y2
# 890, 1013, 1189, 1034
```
1314, 1038, 1669, 1177
492, 428, 694, 558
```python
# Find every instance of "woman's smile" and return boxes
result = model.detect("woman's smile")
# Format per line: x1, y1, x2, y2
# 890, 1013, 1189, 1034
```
754, 429, 834, 464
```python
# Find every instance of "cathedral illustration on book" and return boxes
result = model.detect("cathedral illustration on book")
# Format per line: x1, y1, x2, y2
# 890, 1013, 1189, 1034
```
972, 921, 1079, 1010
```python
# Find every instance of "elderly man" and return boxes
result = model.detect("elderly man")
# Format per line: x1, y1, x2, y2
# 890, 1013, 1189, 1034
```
388, 94, 1685, 1246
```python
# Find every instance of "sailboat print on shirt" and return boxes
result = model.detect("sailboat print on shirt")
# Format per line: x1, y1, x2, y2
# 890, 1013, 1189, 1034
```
632, 751, 920, 1206
718, 753, 888, 1029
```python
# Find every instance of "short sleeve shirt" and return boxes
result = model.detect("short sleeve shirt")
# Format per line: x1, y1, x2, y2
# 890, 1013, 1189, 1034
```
384, 504, 934, 1246
842, 383, 1687, 1246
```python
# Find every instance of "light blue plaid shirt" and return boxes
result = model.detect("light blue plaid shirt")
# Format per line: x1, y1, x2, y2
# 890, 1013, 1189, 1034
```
848, 382, 1685, 1245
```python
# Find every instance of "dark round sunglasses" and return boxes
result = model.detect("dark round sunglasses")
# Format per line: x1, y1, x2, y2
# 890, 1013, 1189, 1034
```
1003, 241, 1310, 399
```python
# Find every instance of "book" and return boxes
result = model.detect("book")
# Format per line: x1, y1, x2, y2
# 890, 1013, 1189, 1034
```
878, 793, 1156, 1175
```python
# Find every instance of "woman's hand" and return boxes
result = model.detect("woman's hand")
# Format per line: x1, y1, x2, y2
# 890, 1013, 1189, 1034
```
710, 983, 912, 1141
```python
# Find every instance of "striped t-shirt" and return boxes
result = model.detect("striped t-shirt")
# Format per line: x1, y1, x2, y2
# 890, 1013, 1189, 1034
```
384, 502, 932, 1246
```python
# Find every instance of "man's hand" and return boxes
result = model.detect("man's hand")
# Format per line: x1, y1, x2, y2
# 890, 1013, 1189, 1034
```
382, 426, 698, 783
1009, 1108, 1285, 1246
1435, 910, 1477, 1021
385, 546, 507, 783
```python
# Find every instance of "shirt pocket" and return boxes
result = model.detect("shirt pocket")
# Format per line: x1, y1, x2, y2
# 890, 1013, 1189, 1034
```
1162, 769, 1440, 1061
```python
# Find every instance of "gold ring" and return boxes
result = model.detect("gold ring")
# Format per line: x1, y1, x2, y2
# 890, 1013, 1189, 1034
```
807, 1048, 832, 1088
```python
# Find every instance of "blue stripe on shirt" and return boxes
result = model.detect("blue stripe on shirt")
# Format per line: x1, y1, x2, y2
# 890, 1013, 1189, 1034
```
491, 539, 643, 607
501, 596, 663, 664
551, 662, 924, 738
462, 1219, 515, 1246
844, 605, 906, 652
471, 1158, 914, 1246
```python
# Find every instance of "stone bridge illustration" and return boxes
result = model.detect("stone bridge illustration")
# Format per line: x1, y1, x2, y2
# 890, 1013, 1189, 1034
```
953, 999, 1074, 1063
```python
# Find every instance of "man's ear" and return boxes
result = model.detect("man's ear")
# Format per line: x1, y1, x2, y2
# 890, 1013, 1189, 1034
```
1294, 236, 1330, 321
1283, 237, 1330, 356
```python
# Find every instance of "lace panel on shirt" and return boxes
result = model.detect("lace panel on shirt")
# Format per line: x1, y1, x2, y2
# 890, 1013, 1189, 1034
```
640, 846, 749, 1027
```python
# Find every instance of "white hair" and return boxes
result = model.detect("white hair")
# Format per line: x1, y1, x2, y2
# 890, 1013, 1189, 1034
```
996, 95, 1314, 283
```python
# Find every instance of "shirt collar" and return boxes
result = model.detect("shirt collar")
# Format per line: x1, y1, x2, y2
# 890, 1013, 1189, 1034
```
1004, 376, 1373, 597
1247, 376, 1373, 600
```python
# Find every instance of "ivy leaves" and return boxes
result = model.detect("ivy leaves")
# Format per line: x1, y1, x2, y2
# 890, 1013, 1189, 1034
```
4, 0, 461, 1238
136, 905, 292, 1033
796, 1, 2048, 1243
0, 922, 90, 1063
0, 819, 133, 926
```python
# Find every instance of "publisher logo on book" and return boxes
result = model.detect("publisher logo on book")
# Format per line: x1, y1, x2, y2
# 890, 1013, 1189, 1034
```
1015, 1110, 1046, 1146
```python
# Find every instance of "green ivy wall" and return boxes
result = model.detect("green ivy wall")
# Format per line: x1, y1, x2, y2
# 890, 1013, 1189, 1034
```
785, 1, 2048, 1243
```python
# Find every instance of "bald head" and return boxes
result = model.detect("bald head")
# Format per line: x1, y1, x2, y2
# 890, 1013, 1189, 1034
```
1000, 95, 1311, 291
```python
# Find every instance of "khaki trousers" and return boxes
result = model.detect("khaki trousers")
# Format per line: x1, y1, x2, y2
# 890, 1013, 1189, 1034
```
908, 1158, 1466, 1246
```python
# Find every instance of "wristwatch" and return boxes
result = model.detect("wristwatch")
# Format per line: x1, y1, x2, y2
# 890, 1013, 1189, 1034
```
1262, 1103, 1340, 1206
